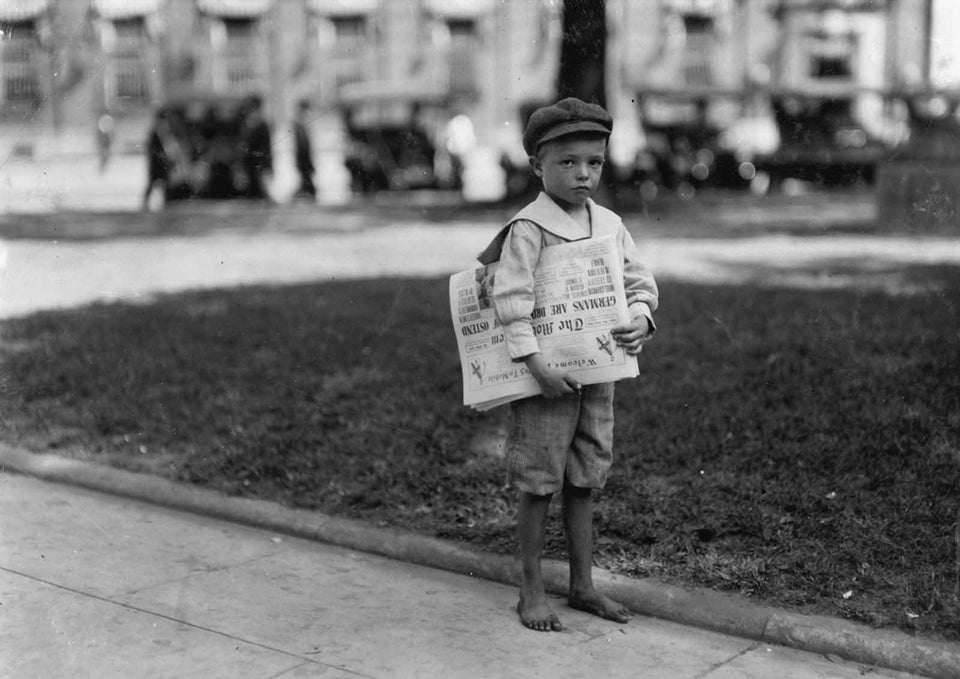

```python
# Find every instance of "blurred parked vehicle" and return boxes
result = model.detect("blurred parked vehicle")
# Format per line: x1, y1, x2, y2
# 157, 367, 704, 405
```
753, 96, 891, 188
144, 93, 270, 204
638, 121, 752, 192
635, 94, 788, 195
344, 119, 439, 193
339, 92, 465, 195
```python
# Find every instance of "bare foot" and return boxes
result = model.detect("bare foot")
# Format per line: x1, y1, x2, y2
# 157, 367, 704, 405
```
568, 588, 631, 623
517, 594, 563, 632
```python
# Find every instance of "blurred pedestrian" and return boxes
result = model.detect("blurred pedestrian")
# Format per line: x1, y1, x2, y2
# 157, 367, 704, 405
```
96, 112, 115, 173
442, 111, 475, 190
293, 99, 316, 199
142, 110, 185, 211
241, 95, 273, 201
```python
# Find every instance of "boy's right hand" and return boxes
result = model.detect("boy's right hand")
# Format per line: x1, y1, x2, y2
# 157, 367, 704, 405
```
524, 353, 581, 399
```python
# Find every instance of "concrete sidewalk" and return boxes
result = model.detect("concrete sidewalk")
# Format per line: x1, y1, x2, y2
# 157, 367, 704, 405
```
0, 471, 932, 679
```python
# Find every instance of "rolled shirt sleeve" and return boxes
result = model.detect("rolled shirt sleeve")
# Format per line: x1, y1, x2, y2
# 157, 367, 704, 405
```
491, 221, 544, 360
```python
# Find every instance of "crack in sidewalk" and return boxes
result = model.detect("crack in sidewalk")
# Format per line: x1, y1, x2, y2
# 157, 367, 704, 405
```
0, 564, 376, 678
119, 548, 284, 596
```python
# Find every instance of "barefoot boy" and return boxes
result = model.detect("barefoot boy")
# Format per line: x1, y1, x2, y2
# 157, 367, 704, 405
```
478, 98, 658, 631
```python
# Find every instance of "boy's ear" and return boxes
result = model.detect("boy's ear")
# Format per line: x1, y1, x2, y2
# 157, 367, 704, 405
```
528, 154, 543, 177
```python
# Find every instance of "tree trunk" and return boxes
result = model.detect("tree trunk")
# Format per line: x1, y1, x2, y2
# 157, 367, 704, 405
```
557, 0, 606, 107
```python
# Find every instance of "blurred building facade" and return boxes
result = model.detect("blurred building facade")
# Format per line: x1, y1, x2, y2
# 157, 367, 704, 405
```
0, 1, 559, 160
0, 0, 955, 198
609, 0, 950, 177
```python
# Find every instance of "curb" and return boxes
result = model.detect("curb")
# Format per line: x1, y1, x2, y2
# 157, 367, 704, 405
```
2, 445, 958, 679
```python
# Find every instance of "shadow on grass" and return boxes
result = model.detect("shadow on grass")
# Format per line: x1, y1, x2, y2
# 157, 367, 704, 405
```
1, 270, 959, 640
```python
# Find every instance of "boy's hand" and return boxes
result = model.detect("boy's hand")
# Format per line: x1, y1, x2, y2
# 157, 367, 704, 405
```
611, 317, 652, 356
524, 353, 581, 399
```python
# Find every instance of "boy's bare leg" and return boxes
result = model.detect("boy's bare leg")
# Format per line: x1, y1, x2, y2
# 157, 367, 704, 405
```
563, 485, 631, 623
517, 491, 563, 631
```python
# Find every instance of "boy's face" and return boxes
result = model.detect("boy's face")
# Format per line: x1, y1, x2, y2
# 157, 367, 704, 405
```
530, 135, 607, 208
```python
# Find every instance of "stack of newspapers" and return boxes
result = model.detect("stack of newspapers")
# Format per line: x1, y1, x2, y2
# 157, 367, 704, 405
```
449, 236, 639, 411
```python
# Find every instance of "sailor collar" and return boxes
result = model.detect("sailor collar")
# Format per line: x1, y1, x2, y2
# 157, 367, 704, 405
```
477, 192, 622, 264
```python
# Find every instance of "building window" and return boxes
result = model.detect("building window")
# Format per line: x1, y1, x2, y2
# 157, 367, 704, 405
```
811, 55, 851, 79
330, 15, 368, 90
209, 18, 263, 93
447, 19, 477, 97
223, 19, 260, 88
107, 18, 150, 102
312, 13, 369, 100
682, 15, 715, 87
0, 22, 42, 109
805, 31, 855, 83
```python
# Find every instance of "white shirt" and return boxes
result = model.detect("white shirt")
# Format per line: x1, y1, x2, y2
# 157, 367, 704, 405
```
481, 192, 659, 361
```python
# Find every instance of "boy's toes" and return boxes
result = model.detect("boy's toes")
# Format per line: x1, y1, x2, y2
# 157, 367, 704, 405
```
607, 604, 631, 624
522, 613, 562, 632
517, 600, 563, 632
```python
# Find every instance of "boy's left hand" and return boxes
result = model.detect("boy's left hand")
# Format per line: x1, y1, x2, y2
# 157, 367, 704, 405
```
611, 317, 652, 356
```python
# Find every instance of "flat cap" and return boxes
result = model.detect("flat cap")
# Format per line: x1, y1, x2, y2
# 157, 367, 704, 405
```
522, 97, 613, 155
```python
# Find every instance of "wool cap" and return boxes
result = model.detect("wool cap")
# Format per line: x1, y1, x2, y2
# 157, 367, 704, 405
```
522, 97, 613, 156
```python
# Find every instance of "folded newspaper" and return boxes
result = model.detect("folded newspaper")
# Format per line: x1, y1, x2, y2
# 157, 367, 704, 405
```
449, 235, 639, 411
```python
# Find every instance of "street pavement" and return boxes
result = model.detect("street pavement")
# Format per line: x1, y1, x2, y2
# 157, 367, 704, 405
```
2, 200, 960, 320
0, 155, 145, 214
0, 472, 924, 679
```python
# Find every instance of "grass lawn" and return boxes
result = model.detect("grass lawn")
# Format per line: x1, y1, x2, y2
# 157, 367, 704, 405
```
1, 265, 959, 641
